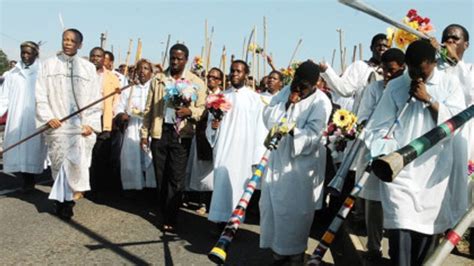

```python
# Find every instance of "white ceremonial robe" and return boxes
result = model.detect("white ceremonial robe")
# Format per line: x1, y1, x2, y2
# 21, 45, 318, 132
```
206, 86, 267, 222
365, 70, 466, 235
259, 87, 331, 255
113, 70, 128, 88
36, 53, 102, 202
116, 81, 156, 189
0, 61, 47, 173
321, 61, 382, 114
186, 89, 222, 192
440, 60, 474, 225
355, 80, 385, 201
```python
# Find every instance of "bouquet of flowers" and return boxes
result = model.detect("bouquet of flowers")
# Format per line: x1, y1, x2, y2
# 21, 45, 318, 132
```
280, 61, 301, 86
323, 109, 362, 158
164, 79, 198, 133
206, 93, 232, 121
387, 9, 434, 50
248, 43, 264, 54
190, 56, 205, 78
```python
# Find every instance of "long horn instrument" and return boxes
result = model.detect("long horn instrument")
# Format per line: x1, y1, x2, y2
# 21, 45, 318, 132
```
372, 104, 474, 182
338, 0, 456, 65
208, 109, 294, 264
0, 83, 134, 156
424, 206, 474, 266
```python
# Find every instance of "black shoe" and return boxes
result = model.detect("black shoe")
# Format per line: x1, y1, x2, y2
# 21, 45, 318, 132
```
58, 201, 75, 220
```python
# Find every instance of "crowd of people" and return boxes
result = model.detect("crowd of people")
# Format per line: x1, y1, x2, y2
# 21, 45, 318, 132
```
0, 23, 472, 265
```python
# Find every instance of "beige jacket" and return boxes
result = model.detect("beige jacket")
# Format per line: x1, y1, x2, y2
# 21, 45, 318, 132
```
140, 70, 206, 139
101, 68, 121, 131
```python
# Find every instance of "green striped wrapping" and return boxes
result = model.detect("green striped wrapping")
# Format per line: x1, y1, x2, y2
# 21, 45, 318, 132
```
372, 105, 474, 182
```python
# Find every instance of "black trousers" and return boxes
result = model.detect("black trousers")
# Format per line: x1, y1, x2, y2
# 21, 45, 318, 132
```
151, 124, 191, 226
387, 229, 438, 266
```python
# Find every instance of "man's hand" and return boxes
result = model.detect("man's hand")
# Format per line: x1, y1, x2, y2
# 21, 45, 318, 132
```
176, 107, 192, 118
444, 42, 461, 62
140, 138, 149, 151
410, 78, 431, 103
82, 125, 93, 136
285, 91, 301, 110
48, 118, 62, 129
211, 119, 221, 130
318, 62, 328, 73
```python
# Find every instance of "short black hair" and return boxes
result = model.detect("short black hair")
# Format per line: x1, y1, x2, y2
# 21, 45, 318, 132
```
64, 28, 84, 44
371, 33, 387, 47
136, 58, 153, 70
381, 48, 405, 66
294, 60, 320, 86
170, 43, 189, 59
405, 40, 436, 66
104, 51, 115, 61
89, 47, 104, 56
209, 67, 224, 80
442, 24, 470, 42
231, 60, 250, 74
269, 70, 283, 82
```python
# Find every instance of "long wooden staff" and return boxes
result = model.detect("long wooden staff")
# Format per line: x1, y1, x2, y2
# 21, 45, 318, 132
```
287, 38, 303, 68
372, 104, 474, 182
252, 25, 257, 90
162, 34, 171, 68
424, 206, 474, 266
245, 28, 255, 63
330, 48, 336, 68
208, 110, 294, 264
125, 38, 143, 112
336, 28, 344, 72
241, 37, 246, 59
1, 84, 134, 156
263, 16, 268, 76
123, 39, 133, 77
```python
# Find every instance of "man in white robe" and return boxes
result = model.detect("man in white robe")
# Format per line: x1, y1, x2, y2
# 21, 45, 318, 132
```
260, 61, 332, 264
365, 40, 466, 265
115, 59, 155, 190
355, 48, 405, 261
206, 60, 266, 227
36, 29, 101, 220
0, 41, 47, 192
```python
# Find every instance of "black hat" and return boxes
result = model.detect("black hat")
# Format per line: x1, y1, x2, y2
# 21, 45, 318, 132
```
294, 60, 320, 85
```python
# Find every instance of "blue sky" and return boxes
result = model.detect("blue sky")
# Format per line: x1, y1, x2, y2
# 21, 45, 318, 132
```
1, 0, 473, 74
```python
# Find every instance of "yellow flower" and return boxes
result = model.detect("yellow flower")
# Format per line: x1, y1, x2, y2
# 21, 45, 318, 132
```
386, 27, 395, 47
248, 43, 257, 52
332, 109, 352, 129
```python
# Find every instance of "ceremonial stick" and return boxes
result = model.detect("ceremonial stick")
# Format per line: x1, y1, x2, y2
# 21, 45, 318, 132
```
162, 34, 171, 67
336, 28, 344, 73
338, 0, 456, 65
123, 39, 133, 77
242, 37, 246, 59
424, 206, 474, 266
330, 49, 336, 68
359, 43, 363, 61
352, 45, 357, 63
372, 104, 474, 182
222, 47, 227, 89
288, 38, 303, 68
208, 110, 293, 264
384, 96, 412, 139
253, 25, 257, 90
1, 84, 134, 156
245, 28, 255, 63
126, 39, 143, 112
263, 16, 268, 76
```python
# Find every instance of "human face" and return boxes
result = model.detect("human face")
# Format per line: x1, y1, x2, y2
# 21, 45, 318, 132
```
104, 54, 114, 71
408, 61, 435, 82
169, 49, 187, 74
207, 69, 222, 91
136, 62, 152, 85
20, 46, 37, 66
89, 49, 104, 70
382, 61, 405, 84
442, 27, 469, 59
371, 39, 389, 61
266, 72, 283, 94
62, 30, 82, 56
230, 62, 247, 88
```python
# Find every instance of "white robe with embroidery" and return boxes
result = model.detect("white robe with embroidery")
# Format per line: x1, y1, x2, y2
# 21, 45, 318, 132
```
355, 80, 385, 201
259, 87, 331, 255
206, 86, 266, 222
36, 53, 101, 202
115, 81, 156, 189
365, 70, 466, 234
0, 60, 47, 174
